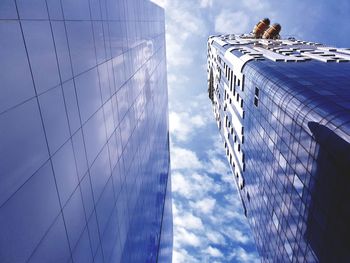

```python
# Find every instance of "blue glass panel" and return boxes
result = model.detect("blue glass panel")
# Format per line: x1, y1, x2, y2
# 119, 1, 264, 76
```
119, 113, 131, 150
92, 22, 107, 64
66, 21, 96, 75
101, 207, 120, 262
103, 21, 112, 60
46, 0, 63, 20
16, 0, 48, 19
38, 87, 70, 154
72, 227, 94, 263
0, 21, 34, 113
80, 173, 94, 218
61, 0, 91, 20
111, 94, 120, 127
75, 68, 102, 124
94, 247, 104, 263
108, 130, 119, 170
0, 99, 48, 206
71, 129, 88, 180
51, 140, 78, 206
112, 54, 125, 91
90, 145, 111, 201
51, 21, 73, 82
107, 60, 116, 93
0, 162, 60, 263
0, 0, 17, 19
22, 21, 60, 94
96, 178, 115, 234
112, 159, 123, 198
106, 0, 124, 20
116, 83, 129, 121
27, 214, 71, 263
109, 227, 122, 263
63, 187, 86, 249
98, 64, 112, 104
89, 0, 102, 20
62, 80, 80, 134
83, 108, 107, 165
116, 187, 128, 250
99, 0, 108, 20
87, 211, 101, 256
109, 21, 124, 57
103, 99, 114, 139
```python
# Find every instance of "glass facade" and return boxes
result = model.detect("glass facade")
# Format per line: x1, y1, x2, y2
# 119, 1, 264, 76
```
0, 0, 172, 262
208, 35, 350, 262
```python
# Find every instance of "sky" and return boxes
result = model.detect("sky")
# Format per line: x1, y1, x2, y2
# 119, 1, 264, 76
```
151, 0, 350, 262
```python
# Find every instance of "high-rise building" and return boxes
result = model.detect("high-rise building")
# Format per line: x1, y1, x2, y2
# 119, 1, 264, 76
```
0, 0, 172, 262
207, 23, 350, 262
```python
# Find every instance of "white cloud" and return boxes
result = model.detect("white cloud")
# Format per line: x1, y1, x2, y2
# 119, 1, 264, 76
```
173, 248, 199, 263
166, 34, 194, 67
229, 247, 260, 263
168, 74, 189, 86
174, 227, 202, 247
174, 210, 204, 230
200, 0, 213, 8
165, 1, 207, 68
205, 246, 224, 257
215, 10, 251, 34
168, 4, 206, 39
242, 0, 269, 11
224, 226, 250, 244
171, 147, 203, 170
207, 157, 230, 176
169, 111, 207, 142
190, 197, 216, 214
205, 231, 226, 245
172, 171, 221, 199
169, 93, 213, 142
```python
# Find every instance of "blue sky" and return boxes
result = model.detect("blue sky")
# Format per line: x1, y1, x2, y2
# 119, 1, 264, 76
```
151, 0, 350, 262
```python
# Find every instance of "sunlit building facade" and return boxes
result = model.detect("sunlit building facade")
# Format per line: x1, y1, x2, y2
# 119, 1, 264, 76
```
0, 0, 172, 262
207, 34, 350, 262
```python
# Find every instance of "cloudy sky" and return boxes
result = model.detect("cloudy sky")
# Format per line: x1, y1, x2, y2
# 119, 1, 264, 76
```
151, 0, 350, 262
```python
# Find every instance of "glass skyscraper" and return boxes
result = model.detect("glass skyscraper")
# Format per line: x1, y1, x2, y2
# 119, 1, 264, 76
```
0, 0, 172, 262
208, 33, 350, 262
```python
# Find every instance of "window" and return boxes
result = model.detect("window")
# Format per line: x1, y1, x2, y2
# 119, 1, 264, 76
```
273, 212, 279, 230
254, 97, 259, 107
255, 87, 259, 96
293, 174, 303, 197
254, 87, 259, 107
